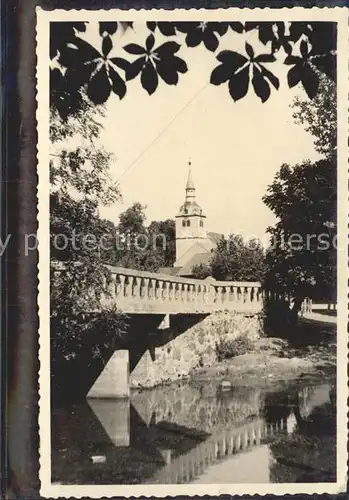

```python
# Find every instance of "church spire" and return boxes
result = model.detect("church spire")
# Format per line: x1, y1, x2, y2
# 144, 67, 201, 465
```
186, 161, 195, 190
185, 161, 195, 200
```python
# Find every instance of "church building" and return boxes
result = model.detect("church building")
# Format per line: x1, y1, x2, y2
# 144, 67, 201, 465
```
159, 165, 222, 277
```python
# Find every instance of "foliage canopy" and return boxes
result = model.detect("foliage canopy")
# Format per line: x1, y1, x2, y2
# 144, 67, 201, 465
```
192, 234, 265, 282
50, 21, 336, 117
263, 157, 336, 305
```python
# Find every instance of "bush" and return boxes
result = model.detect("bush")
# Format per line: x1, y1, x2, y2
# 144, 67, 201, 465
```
262, 298, 296, 336
215, 336, 254, 362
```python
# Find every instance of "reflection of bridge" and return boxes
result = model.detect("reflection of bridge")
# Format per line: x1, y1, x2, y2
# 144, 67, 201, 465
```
148, 417, 289, 484
56, 398, 291, 485
100, 266, 263, 314
52, 384, 333, 485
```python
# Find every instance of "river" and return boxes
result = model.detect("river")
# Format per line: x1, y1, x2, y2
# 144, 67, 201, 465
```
51, 376, 336, 484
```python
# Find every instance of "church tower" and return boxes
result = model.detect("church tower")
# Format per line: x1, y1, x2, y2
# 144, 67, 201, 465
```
175, 163, 207, 265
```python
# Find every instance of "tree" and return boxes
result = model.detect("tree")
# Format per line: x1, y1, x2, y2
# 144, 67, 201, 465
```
50, 21, 336, 116
148, 219, 176, 267
292, 74, 336, 158
191, 262, 212, 279
118, 202, 147, 237
50, 95, 121, 268
209, 234, 266, 281
263, 158, 336, 312
112, 203, 176, 271
264, 67, 337, 315
50, 94, 127, 399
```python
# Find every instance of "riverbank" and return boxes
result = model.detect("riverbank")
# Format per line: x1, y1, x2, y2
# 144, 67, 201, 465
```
301, 311, 337, 325
191, 321, 336, 389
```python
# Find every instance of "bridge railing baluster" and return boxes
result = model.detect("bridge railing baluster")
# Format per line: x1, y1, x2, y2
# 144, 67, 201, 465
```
191, 284, 196, 304
104, 266, 263, 313
247, 286, 252, 304
185, 283, 190, 304
189, 284, 194, 303
186, 283, 190, 305
234, 433, 241, 452
199, 284, 204, 305
170, 282, 175, 301
217, 286, 222, 307
221, 286, 226, 306
117, 273, 126, 297
157, 280, 164, 301
183, 284, 188, 303
144, 277, 150, 300
256, 425, 262, 444
177, 283, 182, 303
125, 276, 133, 298
164, 281, 170, 301
225, 286, 231, 306
179, 282, 184, 304
244, 286, 249, 304
203, 285, 208, 305
134, 276, 141, 299
253, 286, 259, 304
107, 274, 116, 300
150, 279, 156, 300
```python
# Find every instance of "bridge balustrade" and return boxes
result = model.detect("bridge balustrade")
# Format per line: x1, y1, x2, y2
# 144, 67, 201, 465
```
148, 416, 288, 484
53, 262, 312, 315
99, 266, 263, 314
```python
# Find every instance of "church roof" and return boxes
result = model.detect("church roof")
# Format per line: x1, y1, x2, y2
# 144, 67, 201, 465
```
176, 165, 206, 217
159, 251, 212, 278
207, 232, 223, 244
176, 252, 212, 277
177, 200, 204, 217
158, 266, 183, 276
186, 168, 195, 190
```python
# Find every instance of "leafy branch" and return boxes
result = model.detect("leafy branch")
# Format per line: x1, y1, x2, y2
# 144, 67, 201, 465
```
50, 21, 336, 117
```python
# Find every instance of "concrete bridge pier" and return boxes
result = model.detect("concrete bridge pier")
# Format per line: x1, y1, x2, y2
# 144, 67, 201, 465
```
86, 312, 205, 399
87, 313, 168, 399
85, 309, 261, 398
87, 398, 130, 446
87, 349, 130, 399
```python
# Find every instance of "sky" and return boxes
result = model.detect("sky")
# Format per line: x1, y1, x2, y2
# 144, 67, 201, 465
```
64, 23, 322, 244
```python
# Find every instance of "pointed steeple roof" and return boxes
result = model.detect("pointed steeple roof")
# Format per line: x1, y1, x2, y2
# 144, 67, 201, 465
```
186, 163, 195, 191
176, 161, 205, 217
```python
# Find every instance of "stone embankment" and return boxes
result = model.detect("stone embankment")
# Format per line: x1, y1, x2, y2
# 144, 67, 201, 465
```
130, 311, 261, 388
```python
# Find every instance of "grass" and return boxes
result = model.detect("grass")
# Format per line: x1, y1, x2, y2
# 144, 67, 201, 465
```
215, 336, 254, 361
193, 328, 336, 389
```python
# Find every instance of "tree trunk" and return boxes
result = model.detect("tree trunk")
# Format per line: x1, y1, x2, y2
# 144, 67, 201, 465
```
290, 295, 304, 325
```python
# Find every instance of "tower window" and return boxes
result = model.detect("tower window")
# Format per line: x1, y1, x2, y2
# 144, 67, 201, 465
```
200, 220, 204, 227
187, 220, 191, 227
182, 220, 186, 227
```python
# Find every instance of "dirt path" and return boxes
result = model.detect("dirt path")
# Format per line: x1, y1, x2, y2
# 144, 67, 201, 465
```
301, 312, 337, 325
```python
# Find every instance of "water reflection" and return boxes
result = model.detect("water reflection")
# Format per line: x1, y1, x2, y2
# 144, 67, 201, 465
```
51, 380, 336, 484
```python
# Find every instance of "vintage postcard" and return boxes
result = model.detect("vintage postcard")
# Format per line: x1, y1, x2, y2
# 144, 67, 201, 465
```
37, 7, 348, 498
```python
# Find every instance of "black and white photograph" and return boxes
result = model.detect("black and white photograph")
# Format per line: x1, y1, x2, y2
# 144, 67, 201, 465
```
37, 7, 348, 497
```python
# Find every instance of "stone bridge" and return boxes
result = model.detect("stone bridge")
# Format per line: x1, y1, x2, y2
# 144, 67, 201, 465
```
54, 265, 266, 399
84, 267, 265, 399
101, 266, 263, 314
